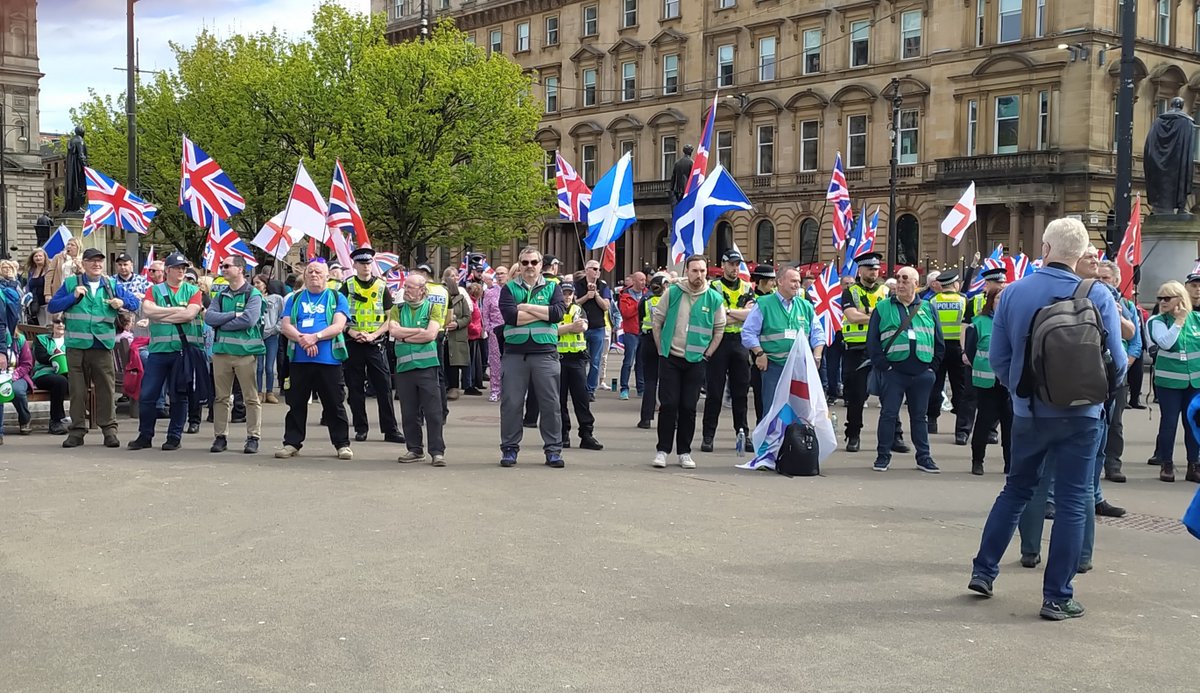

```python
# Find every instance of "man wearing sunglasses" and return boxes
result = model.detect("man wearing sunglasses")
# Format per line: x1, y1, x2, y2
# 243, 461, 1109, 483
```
205, 256, 265, 454
340, 246, 404, 444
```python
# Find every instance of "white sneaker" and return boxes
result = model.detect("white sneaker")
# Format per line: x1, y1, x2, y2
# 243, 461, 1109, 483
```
274, 444, 299, 459
653, 451, 668, 468
337, 447, 354, 460
679, 453, 696, 469
600, 382, 612, 391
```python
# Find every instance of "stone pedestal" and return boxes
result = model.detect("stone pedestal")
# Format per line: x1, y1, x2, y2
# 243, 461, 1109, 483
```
54, 212, 108, 259
1139, 214, 1200, 309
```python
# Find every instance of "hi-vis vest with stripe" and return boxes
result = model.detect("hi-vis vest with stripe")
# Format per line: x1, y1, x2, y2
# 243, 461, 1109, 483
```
504, 280, 558, 345
557, 304, 586, 354
148, 282, 203, 353
842, 283, 888, 345
875, 298, 936, 363
713, 278, 753, 334
640, 295, 662, 333
659, 284, 723, 362
756, 292, 814, 364
1151, 312, 1200, 389
394, 300, 440, 372
212, 287, 266, 356
62, 275, 120, 350
346, 276, 387, 332
970, 314, 996, 387
930, 291, 966, 341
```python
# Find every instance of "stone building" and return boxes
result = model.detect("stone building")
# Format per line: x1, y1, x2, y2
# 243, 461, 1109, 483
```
375, 0, 1200, 276
0, 0, 42, 260
41, 132, 64, 213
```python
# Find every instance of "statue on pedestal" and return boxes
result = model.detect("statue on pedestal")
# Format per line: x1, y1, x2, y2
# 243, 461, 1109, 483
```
670, 144, 695, 207
1143, 97, 1195, 215
63, 126, 88, 213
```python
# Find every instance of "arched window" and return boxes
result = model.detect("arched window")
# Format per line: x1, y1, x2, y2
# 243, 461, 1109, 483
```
756, 219, 775, 263
797, 218, 819, 264
897, 214, 920, 265
716, 221, 733, 260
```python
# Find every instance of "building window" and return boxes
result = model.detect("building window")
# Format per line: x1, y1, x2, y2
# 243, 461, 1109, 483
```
967, 99, 978, 156
897, 109, 919, 165
623, 0, 637, 28
756, 220, 775, 263
719, 0, 736, 8
897, 214, 920, 265
1195, 8, 1200, 51
545, 16, 559, 46
995, 95, 1019, 154
516, 22, 530, 52
489, 29, 502, 55
620, 139, 635, 160
850, 20, 870, 67
798, 218, 820, 264
439, 0, 449, 9
999, 0, 1021, 43
803, 29, 821, 74
583, 4, 599, 36
1037, 90, 1050, 149
622, 61, 637, 101
717, 130, 733, 171
1036, 0, 1047, 37
544, 76, 558, 113
847, 115, 867, 168
758, 37, 777, 81
717, 44, 735, 87
1158, 0, 1171, 44
716, 221, 734, 260
664, 0, 679, 19
465, 33, 475, 46
799, 120, 819, 172
583, 68, 598, 107
756, 125, 775, 176
582, 144, 597, 186
901, 10, 922, 59
544, 150, 556, 182
976, 0, 985, 47
661, 136, 678, 179
662, 54, 679, 95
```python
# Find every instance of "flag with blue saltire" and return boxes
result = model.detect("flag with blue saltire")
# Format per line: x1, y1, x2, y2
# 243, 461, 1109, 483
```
736, 327, 838, 471
85, 167, 157, 235
179, 135, 245, 227
839, 205, 879, 277
670, 164, 752, 262
43, 224, 72, 258
586, 152, 636, 250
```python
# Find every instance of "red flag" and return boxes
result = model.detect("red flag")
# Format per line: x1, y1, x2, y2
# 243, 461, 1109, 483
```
601, 242, 617, 271
1115, 195, 1142, 299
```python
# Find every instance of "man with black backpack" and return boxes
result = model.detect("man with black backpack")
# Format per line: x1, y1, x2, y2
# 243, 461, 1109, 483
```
968, 218, 1126, 622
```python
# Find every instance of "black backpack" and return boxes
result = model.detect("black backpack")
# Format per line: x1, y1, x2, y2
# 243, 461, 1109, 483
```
1017, 278, 1114, 407
776, 422, 820, 477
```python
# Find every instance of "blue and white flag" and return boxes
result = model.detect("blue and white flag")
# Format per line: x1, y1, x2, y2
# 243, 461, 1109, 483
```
585, 152, 635, 250
670, 165, 752, 261
43, 224, 72, 258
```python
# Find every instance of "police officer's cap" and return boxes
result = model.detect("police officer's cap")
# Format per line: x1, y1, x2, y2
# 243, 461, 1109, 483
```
415, 263, 434, 275
649, 274, 666, 288
163, 252, 189, 268
115, 252, 133, 263
721, 249, 744, 263
853, 252, 883, 268
980, 266, 1007, 282
936, 270, 960, 284
350, 247, 376, 263
82, 247, 105, 260
184, 270, 198, 281
329, 261, 343, 271
1187, 273, 1200, 284
750, 264, 776, 279
559, 282, 575, 293
543, 255, 559, 267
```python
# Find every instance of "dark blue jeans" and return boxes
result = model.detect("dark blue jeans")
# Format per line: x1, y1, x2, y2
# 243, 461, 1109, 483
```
973, 415, 1103, 603
138, 351, 189, 442
824, 335, 844, 396
585, 327, 606, 393
619, 332, 642, 394
875, 367, 935, 464
1152, 386, 1199, 464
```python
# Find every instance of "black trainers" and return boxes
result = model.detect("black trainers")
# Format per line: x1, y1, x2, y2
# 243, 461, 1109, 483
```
243, 437, 259, 454
971, 460, 985, 476
384, 433, 406, 444
127, 437, 152, 450
700, 437, 714, 453
954, 433, 969, 446
967, 575, 994, 597
1095, 500, 1126, 518
1040, 598, 1085, 621
1020, 554, 1041, 568
162, 437, 182, 451
186, 422, 201, 434
891, 438, 911, 454
354, 431, 368, 442
845, 436, 860, 453
580, 437, 604, 451
210, 436, 228, 453
636, 420, 652, 429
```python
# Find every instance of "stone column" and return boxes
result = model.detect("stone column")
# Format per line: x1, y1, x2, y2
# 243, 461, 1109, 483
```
1031, 204, 1047, 254
1007, 203, 1022, 253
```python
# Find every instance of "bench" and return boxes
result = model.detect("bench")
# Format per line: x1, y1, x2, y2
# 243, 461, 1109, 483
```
18, 324, 99, 429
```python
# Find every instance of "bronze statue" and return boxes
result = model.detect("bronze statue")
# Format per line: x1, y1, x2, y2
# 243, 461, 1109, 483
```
670, 144, 695, 206
63, 125, 88, 213
1143, 97, 1196, 215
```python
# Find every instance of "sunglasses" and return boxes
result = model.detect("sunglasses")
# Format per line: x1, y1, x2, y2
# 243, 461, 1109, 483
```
1158, 296, 1175, 302
520, 259, 540, 266
52, 320, 63, 325
220, 264, 236, 269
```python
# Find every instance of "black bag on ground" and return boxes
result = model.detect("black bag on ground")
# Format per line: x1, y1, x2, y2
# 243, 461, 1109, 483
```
1016, 278, 1112, 407
776, 422, 820, 477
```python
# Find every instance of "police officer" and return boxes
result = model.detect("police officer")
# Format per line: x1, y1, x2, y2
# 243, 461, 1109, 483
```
391, 273, 446, 467
327, 262, 345, 292
558, 279, 603, 450
927, 270, 973, 444
841, 252, 907, 454
701, 249, 754, 452
748, 263, 776, 421
636, 273, 667, 429
341, 247, 405, 443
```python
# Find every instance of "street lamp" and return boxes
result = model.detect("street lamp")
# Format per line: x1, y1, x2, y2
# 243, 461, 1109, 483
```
886, 77, 902, 273
126, 0, 140, 261
1, 100, 30, 261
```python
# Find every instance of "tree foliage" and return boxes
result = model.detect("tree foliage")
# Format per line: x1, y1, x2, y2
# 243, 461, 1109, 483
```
71, 5, 551, 264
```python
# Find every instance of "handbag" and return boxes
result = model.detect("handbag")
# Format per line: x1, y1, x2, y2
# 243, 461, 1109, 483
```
863, 302, 920, 397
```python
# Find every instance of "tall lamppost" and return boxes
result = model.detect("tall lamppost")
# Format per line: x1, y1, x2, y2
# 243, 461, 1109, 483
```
887, 78, 902, 273
1, 100, 30, 261
126, 0, 141, 261
1113, 0, 1137, 247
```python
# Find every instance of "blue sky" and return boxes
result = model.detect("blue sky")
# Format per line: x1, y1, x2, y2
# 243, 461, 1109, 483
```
37, 0, 370, 133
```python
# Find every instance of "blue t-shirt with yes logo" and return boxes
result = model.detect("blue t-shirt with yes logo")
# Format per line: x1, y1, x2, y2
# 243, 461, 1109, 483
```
283, 289, 349, 365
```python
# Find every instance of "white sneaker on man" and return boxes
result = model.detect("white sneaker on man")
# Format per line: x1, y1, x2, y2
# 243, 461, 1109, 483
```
653, 451, 667, 468
337, 447, 354, 460
679, 454, 696, 469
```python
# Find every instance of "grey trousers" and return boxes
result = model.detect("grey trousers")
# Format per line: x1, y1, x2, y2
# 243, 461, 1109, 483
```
396, 366, 445, 455
1104, 385, 1129, 475
500, 351, 562, 454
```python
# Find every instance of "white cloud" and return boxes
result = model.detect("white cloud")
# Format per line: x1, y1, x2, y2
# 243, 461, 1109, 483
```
37, 0, 370, 133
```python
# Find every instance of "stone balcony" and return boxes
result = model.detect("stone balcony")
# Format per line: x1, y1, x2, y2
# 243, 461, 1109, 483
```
935, 152, 1062, 182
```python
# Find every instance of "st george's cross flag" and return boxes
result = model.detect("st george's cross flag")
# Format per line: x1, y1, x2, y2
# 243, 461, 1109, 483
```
179, 135, 245, 227
670, 165, 752, 262
85, 167, 157, 235
586, 152, 636, 250
251, 210, 295, 260
941, 182, 976, 246
283, 160, 329, 243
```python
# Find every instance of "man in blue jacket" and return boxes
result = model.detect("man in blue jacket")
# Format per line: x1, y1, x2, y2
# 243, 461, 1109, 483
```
968, 218, 1127, 621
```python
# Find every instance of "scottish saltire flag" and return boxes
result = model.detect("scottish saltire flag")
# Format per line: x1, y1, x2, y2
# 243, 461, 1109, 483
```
327, 159, 370, 249
990, 243, 1004, 261
179, 135, 245, 227
967, 257, 1005, 296
825, 153, 853, 249
670, 165, 752, 262
586, 152, 635, 250
202, 218, 258, 272
43, 224, 72, 258
556, 153, 592, 222
85, 166, 157, 234
812, 263, 842, 347
684, 93, 718, 195
736, 329, 838, 471
861, 206, 879, 254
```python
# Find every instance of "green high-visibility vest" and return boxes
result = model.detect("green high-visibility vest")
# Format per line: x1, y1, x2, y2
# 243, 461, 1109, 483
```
842, 283, 888, 345
212, 287, 266, 356
640, 294, 661, 333
147, 282, 204, 353
1151, 312, 1200, 389
32, 333, 66, 379
62, 275, 120, 350
930, 291, 966, 341
757, 292, 814, 364
658, 284, 723, 362
504, 280, 558, 345
394, 300, 440, 372
557, 304, 586, 354
970, 314, 996, 387
876, 298, 936, 363
345, 276, 387, 332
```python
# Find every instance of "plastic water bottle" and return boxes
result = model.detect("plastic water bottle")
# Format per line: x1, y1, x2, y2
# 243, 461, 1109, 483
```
735, 428, 746, 457
831, 412, 839, 430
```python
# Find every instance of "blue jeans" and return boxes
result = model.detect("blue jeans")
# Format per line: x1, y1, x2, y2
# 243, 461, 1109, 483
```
139, 346, 168, 409
257, 334, 280, 393
761, 361, 785, 411
824, 335, 844, 396
1018, 418, 1105, 565
1153, 386, 1199, 464
973, 415, 1103, 602
875, 367, 935, 464
585, 327, 606, 393
138, 352, 189, 441
619, 332, 642, 394
0, 379, 31, 434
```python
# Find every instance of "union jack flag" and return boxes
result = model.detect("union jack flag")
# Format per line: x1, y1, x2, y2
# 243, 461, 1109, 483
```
85, 166, 157, 235
179, 135, 245, 227
1011, 253, 1031, 280
812, 263, 843, 346
684, 93, 718, 195
327, 159, 370, 249
826, 153, 854, 249
81, 211, 99, 237
556, 153, 592, 222
968, 258, 1005, 296
141, 245, 156, 278
202, 218, 258, 272
372, 251, 401, 278
385, 268, 407, 301
458, 254, 495, 283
